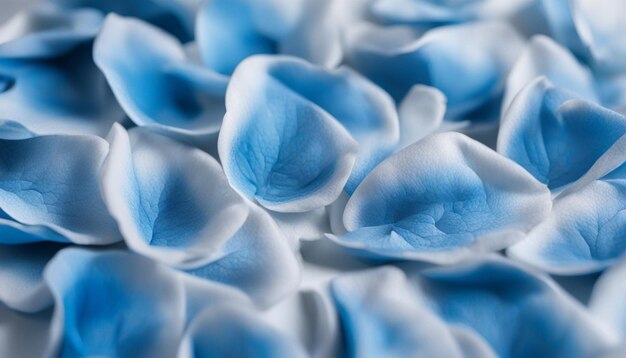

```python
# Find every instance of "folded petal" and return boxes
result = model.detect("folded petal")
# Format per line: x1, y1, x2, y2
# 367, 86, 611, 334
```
219, 55, 399, 211
345, 21, 524, 118
101, 124, 249, 268
0, 133, 121, 245
185, 205, 301, 307
44, 248, 249, 358
333, 132, 551, 263
178, 304, 307, 358
52, 0, 197, 42
94, 14, 227, 141
0, 43, 124, 136
0, 4, 102, 59
503, 35, 598, 112
498, 78, 626, 190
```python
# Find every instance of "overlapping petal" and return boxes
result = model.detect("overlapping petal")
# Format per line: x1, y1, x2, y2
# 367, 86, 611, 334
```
94, 14, 227, 143
0, 4, 102, 59
44, 248, 250, 358
0, 43, 124, 136
589, 258, 626, 341
498, 78, 626, 190
397, 84, 446, 149
219, 55, 398, 212
0, 129, 121, 245
345, 21, 524, 119
332, 132, 551, 263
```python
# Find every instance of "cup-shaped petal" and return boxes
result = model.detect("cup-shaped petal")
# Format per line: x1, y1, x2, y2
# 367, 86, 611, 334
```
219, 55, 398, 211
101, 124, 249, 268
333, 132, 551, 263
498, 78, 626, 190
94, 14, 227, 140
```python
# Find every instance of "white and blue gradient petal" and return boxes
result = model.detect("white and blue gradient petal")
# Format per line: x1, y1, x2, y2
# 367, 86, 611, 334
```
44, 248, 250, 358
51, 0, 197, 42
498, 78, 626, 191
185, 204, 301, 308
94, 14, 227, 142
332, 132, 551, 263
397, 84, 446, 149
219, 55, 398, 212
178, 304, 307, 358
503, 35, 598, 112
332, 266, 495, 358
508, 135, 626, 274
100, 124, 249, 268
0, 4, 102, 59
589, 258, 626, 341
0, 131, 121, 245
0, 43, 124, 136
345, 21, 524, 118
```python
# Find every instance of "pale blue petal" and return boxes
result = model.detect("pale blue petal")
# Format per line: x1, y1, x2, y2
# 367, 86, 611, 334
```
219, 55, 398, 211
0, 304, 52, 358
538, 0, 588, 59
334, 132, 551, 263
100, 124, 249, 268
345, 21, 523, 118
186, 205, 301, 308
503, 35, 598, 112
0, 133, 121, 245
0, 4, 102, 59
52, 0, 197, 42
44, 248, 249, 358
589, 258, 626, 340
178, 304, 307, 358
397, 84, 446, 149
0, 43, 124, 136
94, 14, 227, 141
498, 78, 626, 190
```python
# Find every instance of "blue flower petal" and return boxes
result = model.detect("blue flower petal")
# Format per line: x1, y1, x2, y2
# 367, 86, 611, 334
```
498, 78, 626, 190
0, 132, 121, 245
52, 0, 196, 42
100, 124, 249, 268
94, 14, 227, 141
219, 55, 399, 211
333, 132, 551, 263
397, 84, 446, 149
178, 304, 307, 358
0, 304, 52, 358
0, 4, 102, 59
185, 205, 301, 307
589, 258, 626, 340
0, 43, 124, 136
345, 21, 524, 118
503, 35, 598, 112
44, 248, 250, 358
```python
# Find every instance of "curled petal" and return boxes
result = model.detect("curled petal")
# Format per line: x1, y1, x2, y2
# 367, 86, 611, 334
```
219, 55, 398, 211
503, 35, 598, 112
44, 248, 249, 358
0, 4, 102, 59
498, 78, 626, 190
52, 0, 197, 42
397, 84, 446, 149
94, 14, 227, 141
589, 258, 626, 340
185, 205, 301, 308
0, 43, 124, 136
100, 124, 249, 268
178, 304, 307, 358
0, 133, 121, 245
345, 21, 524, 118
333, 132, 551, 263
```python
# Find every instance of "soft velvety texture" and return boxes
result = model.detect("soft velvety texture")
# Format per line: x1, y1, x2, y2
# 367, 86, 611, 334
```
589, 258, 626, 341
178, 304, 307, 358
0, 4, 102, 59
100, 124, 249, 268
51, 0, 197, 42
498, 78, 626, 190
0, 43, 124, 136
219, 55, 399, 212
332, 132, 551, 263
0, 130, 121, 245
397, 84, 446, 149
94, 14, 227, 142
345, 21, 524, 118
44, 248, 250, 358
